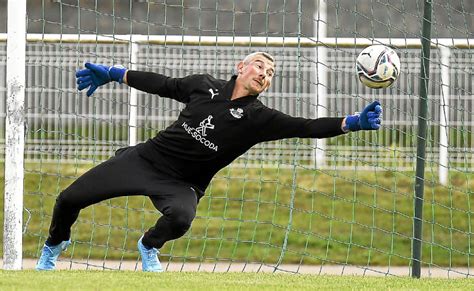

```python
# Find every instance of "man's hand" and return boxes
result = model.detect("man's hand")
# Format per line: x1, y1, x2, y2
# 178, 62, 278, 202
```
343, 100, 382, 132
76, 63, 127, 97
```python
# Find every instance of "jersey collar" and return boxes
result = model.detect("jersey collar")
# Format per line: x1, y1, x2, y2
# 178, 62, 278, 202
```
222, 75, 259, 103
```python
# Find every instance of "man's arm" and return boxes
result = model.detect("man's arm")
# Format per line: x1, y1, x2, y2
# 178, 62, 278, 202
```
254, 101, 382, 142
254, 108, 345, 142
124, 70, 196, 103
76, 63, 196, 103
122, 70, 130, 84
340, 117, 348, 132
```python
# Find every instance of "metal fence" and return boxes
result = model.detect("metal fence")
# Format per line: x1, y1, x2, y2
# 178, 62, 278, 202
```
0, 36, 472, 172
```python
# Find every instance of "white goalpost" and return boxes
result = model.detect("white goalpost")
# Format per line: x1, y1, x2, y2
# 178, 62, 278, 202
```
3, 0, 26, 270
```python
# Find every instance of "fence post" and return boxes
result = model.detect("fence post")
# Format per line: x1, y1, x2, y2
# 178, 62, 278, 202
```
439, 46, 450, 185
314, 0, 328, 168
412, 0, 433, 279
128, 41, 139, 146
3, 0, 26, 270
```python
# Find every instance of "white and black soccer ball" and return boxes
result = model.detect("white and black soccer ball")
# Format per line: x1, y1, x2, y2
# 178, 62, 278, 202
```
356, 44, 401, 89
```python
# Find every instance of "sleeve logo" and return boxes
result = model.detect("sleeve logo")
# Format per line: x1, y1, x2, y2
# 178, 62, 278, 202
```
209, 88, 219, 99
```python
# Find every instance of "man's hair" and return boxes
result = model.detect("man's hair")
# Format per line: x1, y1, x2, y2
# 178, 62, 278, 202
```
243, 52, 276, 67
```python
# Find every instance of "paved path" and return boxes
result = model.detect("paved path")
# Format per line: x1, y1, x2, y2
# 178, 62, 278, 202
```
2, 259, 472, 278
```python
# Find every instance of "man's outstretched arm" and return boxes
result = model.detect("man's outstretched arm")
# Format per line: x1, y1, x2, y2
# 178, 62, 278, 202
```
125, 70, 194, 103
75, 62, 196, 103
255, 101, 383, 142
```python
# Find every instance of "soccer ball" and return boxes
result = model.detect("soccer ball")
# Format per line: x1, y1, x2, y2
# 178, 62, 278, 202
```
356, 44, 400, 89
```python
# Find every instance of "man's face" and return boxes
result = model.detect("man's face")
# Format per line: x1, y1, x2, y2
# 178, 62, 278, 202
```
237, 56, 275, 95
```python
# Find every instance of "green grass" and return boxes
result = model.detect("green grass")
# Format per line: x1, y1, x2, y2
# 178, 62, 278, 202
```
1, 162, 473, 268
0, 271, 472, 291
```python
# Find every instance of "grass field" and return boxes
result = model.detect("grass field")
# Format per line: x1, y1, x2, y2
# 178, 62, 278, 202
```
0, 271, 472, 290
1, 162, 473, 269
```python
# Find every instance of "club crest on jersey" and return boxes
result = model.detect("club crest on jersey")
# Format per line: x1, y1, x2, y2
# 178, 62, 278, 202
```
230, 108, 244, 119
209, 88, 219, 99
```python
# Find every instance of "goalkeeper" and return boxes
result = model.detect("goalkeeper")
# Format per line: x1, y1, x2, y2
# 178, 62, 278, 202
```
36, 52, 382, 272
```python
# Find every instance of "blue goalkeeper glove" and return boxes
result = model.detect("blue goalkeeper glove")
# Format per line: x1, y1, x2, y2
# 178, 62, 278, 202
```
76, 62, 127, 97
343, 100, 382, 131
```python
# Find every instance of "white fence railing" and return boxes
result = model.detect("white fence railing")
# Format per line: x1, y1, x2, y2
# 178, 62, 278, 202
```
0, 34, 472, 175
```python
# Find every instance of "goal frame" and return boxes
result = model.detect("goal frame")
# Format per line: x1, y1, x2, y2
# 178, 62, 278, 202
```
2, 31, 472, 271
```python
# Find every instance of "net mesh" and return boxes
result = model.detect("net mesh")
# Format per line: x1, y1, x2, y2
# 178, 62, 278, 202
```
0, 0, 473, 276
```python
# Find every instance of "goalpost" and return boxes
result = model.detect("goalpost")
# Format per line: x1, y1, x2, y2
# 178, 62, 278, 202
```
2, 0, 473, 277
3, 0, 26, 271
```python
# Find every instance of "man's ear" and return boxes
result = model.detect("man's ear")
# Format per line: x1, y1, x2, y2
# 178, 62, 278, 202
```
236, 61, 244, 74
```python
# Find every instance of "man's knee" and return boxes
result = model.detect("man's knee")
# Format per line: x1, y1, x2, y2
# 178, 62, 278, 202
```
55, 188, 81, 210
173, 216, 193, 234
165, 205, 196, 233
56, 191, 71, 207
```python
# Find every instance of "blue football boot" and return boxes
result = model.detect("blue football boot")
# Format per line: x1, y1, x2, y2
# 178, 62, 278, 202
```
137, 236, 163, 272
35, 240, 71, 270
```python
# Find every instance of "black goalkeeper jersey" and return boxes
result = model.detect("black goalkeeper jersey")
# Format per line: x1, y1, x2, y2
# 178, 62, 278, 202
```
127, 71, 345, 194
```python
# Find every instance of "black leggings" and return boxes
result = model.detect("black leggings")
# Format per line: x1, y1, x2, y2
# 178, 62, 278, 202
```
46, 146, 199, 249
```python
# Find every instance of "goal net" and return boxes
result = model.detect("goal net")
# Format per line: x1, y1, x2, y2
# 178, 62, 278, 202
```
2, 0, 473, 276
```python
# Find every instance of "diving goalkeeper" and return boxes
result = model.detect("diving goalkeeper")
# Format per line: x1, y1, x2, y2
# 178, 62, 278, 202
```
36, 52, 382, 272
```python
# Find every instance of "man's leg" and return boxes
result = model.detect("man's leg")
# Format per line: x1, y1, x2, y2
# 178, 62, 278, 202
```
137, 185, 198, 272
37, 147, 158, 270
